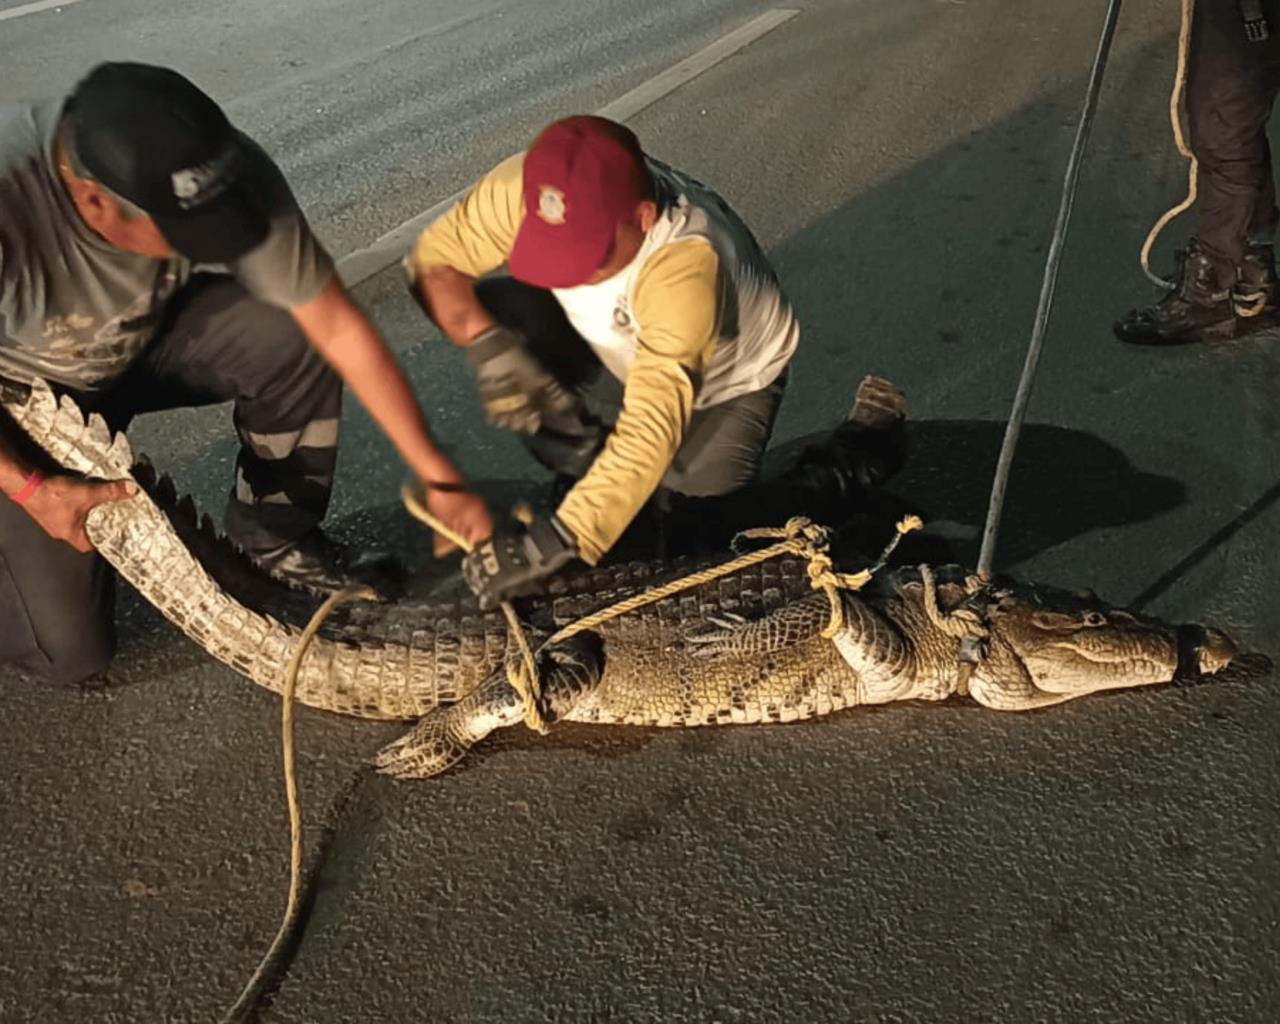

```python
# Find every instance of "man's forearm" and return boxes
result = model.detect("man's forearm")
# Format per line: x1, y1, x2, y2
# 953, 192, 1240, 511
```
414, 265, 496, 347
556, 355, 695, 564
292, 280, 464, 485
338, 340, 463, 485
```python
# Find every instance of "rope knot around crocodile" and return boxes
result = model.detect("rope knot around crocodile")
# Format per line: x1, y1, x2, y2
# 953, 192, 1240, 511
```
403, 486, 928, 737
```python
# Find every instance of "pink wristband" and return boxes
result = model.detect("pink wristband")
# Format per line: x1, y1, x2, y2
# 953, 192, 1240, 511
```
9, 470, 44, 506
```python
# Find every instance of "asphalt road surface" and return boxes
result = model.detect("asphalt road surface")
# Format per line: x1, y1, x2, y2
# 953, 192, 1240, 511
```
2, 1, 1279, 1022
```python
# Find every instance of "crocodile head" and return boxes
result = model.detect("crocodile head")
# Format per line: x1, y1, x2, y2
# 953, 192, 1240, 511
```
987, 585, 1236, 694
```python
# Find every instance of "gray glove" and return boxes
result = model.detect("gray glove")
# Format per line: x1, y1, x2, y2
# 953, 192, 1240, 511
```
464, 325, 574, 433
461, 512, 579, 610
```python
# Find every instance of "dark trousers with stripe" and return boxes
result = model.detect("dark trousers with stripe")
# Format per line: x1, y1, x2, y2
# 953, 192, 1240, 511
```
0, 274, 341, 684
1188, 0, 1280, 272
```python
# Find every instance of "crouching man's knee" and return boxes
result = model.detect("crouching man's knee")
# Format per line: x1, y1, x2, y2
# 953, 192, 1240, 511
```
0, 549, 116, 686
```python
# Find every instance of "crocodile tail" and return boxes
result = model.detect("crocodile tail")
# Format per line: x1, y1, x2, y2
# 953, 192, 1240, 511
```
5, 378, 136, 480
1, 380, 445, 721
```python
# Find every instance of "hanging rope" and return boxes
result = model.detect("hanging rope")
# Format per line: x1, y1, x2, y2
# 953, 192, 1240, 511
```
220, 584, 376, 1024
1139, 0, 1197, 291
977, 0, 1124, 580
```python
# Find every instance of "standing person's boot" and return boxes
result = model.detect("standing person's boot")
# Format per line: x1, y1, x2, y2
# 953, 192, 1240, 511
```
1233, 242, 1280, 319
1114, 239, 1236, 345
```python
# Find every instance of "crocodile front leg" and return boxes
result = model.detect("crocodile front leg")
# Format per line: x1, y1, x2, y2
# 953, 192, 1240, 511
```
375, 633, 606, 779
964, 643, 1083, 712
829, 593, 925, 704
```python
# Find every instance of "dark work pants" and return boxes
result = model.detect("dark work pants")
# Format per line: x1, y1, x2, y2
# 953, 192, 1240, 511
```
1187, 0, 1280, 271
0, 274, 341, 684
474, 277, 787, 498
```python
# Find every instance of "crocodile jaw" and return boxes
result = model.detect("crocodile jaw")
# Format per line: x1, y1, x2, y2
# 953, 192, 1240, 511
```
1018, 630, 1180, 694
1021, 621, 1236, 694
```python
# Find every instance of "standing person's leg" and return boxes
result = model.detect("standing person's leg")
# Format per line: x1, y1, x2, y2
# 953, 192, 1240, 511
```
96, 274, 383, 592
0, 411, 114, 685
1187, 1, 1280, 270
474, 277, 611, 480
1236, 40, 1280, 311
1115, 5, 1280, 343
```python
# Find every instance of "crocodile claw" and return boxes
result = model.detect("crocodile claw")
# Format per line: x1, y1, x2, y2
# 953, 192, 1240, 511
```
683, 613, 750, 658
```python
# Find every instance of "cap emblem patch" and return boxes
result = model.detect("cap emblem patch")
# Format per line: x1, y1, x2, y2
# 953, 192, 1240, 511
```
171, 169, 205, 202
537, 185, 567, 226
170, 146, 240, 209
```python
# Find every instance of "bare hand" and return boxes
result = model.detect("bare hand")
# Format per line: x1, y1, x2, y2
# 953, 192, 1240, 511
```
21, 476, 137, 553
425, 486, 493, 557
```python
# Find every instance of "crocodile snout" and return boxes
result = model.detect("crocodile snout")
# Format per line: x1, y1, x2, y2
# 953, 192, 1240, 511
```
1194, 626, 1236, 675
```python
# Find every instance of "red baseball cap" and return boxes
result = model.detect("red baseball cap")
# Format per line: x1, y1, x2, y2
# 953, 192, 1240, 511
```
508, 116, 650, 289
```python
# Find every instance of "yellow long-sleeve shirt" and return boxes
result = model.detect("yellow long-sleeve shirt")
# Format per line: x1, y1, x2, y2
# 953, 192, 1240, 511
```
412, 153, 795, 563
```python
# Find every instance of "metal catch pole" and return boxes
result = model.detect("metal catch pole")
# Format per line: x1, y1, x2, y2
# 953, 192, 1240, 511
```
977, 0, 1125, 579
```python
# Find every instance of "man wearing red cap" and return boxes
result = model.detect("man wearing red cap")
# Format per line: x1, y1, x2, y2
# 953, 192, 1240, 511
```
410, 116, 815, 609
1, 63, 492, 686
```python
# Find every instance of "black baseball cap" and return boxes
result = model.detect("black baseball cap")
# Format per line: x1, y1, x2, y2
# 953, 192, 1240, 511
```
67, 62, 269, 263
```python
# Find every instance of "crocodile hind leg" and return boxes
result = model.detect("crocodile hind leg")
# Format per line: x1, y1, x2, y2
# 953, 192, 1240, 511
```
374, 633, 605, 779
683, 593, 832, 659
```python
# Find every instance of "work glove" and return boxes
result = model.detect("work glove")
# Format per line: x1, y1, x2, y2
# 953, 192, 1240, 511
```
464, 325, 575, 434
461, 512, 579, 610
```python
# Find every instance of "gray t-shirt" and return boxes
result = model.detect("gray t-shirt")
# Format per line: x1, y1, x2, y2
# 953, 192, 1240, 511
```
0, 99, 334, 390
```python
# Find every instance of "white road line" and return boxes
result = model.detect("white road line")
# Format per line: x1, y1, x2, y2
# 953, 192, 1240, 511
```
0, 0, 83, 23
596, 6, 799, 122
336, 6, 801, 288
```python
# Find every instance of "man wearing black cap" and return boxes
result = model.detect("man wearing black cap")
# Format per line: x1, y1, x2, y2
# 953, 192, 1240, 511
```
0, 62, 492, 686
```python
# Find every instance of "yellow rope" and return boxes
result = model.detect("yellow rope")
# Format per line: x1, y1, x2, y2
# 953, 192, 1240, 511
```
401, 483, 548, 733
228, 493, 921, 1019
221, 584, 376, 1024
546, 515, 919, 645
1140, 0, 1196, 290
402, 480, 922, 732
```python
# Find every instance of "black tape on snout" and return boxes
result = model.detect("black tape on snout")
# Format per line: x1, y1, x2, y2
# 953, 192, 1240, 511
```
1173, 624, 1209, 686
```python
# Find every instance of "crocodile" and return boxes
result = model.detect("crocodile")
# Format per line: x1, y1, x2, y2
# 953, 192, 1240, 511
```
1, 380, 1237, 780
371, 562, 1237, 778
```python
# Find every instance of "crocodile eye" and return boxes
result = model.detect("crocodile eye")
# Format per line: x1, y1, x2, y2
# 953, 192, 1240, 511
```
1083, 612, 1106, 627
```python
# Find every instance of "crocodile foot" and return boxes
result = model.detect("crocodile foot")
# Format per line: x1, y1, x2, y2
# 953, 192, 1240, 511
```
373, 715, 479, 780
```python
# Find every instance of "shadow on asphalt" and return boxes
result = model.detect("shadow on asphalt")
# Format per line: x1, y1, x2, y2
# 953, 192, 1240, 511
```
1130, 477, 1280, 612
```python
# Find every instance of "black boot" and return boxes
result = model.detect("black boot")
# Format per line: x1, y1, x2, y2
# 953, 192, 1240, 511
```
251, 528, 406, 600
1233, 242, 1280, 319
636, 377, 909, 557
1114, 239, 1236, 345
